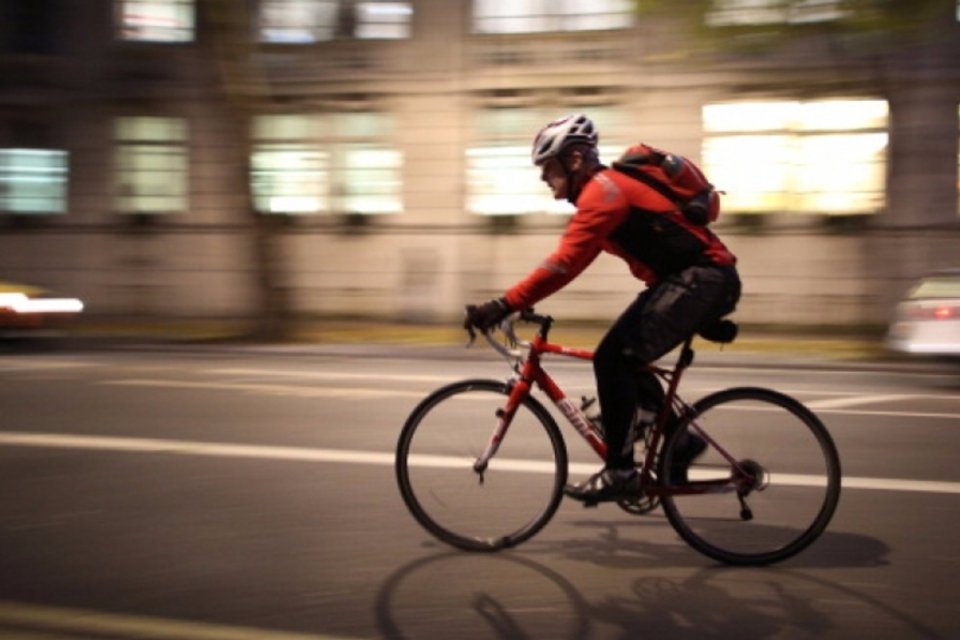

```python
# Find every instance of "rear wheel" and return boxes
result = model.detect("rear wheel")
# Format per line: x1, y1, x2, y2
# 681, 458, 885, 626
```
396, 379, 567, 551
659, 387, 841, 566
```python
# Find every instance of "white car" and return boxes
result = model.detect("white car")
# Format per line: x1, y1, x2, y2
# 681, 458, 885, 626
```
0, 279, 84, 332
886, 270, 960, 357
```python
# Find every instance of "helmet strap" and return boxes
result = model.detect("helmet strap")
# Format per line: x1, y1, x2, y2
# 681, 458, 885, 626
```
558, 156, 577, 204
559, 151, 599, 204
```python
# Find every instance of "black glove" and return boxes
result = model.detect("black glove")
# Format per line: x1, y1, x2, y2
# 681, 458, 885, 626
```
463, 298, 512, 334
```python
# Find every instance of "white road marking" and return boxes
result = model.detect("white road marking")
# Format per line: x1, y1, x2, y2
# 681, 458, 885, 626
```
0, 360, 93, 373
720, 404, 960, 421
806, 394, 916, 410
0, 600, 357, 640
99, 377, 960, 421
110, 363, 960, 403
813, 408, 960, 420
1, 431, 959, 496
102, 378, 426, 399
207, 367, 457, 384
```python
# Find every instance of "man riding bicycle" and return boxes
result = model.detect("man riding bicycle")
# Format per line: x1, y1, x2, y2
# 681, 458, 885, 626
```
464, 113, 741, 504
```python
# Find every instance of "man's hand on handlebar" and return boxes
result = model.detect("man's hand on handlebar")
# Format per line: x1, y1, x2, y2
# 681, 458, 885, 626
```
463, 298, 513, 341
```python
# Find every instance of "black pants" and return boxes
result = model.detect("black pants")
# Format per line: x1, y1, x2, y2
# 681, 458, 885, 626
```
593, 264, 741, 469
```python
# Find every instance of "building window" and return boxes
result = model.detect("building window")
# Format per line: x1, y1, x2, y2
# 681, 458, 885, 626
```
472, 0, 633, 35
355, 2, 413, 39
258, 0, 412, 43
702, 99, 888, 215
467, 106, 627, 215
114, 117, 189, 215
117, 0, 195, 42
251, 113, 402, 215
707, 0, 845, 26
0, 149, 69, 215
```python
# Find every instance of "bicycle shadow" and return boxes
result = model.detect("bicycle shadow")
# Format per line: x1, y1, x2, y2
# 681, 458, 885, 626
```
551, 514, 890, 570
582, 565, 940, 640
374, 531, 939, 640
374, 550, 591, 640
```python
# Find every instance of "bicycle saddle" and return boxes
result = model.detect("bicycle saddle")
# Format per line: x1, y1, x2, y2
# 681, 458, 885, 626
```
698, 318, 738, 344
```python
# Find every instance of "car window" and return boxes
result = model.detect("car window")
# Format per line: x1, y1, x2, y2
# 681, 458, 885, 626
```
909, 276, 960, 299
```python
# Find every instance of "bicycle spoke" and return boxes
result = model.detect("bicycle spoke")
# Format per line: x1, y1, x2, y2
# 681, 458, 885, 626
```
396, 380, 567, 551
660, 387, 841, 565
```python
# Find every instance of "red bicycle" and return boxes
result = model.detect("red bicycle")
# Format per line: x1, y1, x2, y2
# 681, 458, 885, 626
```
396, 310, 841, 565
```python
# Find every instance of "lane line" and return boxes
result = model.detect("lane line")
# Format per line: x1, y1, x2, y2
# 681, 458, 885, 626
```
109, 372, 956, 403
99, 378, 960, 420
102, 378, 425, 399
706, 402, 960, 421
806, 394, 916, 410
815, 408, 960, 420
206, 368, 457, 384
201, 369, 960, 404
0, 361, 94, 373
1, 431, 959, 496
0, 600, 357, 640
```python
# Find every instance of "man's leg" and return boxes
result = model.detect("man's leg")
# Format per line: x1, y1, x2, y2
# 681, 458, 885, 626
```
592, 293, 654, 470
565, 265, 740, 503
623, 265, 740, 365
563, 292, 654, 505
626, 266, 741, 484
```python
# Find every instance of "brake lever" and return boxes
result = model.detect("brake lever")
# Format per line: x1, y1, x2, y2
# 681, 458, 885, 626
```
465, 324, 477, 348
499, 313, 521, 348
463, 305, 478, 347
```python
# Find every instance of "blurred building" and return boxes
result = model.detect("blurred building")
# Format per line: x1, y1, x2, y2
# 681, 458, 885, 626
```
0, 0, 958, 329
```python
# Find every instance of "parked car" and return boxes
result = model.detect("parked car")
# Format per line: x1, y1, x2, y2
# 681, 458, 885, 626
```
886, 269, 960, 358
0, 279, 84, 332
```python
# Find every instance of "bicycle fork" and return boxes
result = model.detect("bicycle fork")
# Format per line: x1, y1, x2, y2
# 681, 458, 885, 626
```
472, 369, 609, 482
472, 376, 531, 482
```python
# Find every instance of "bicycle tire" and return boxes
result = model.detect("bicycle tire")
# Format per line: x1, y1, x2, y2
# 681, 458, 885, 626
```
659, 387, 841, 566
396, 379, 568, 552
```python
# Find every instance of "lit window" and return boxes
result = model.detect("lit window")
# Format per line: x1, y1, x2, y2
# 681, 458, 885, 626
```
473, 0, 633, 34
252, 144, 328, 213
355, 2, 413, 39
114, 117, 188, 214
702, 99, 888, 214
258, 0, 412, 42
259, 0, 338, 42
467, 106, 627, 215
0, 149, 69, 214
340, 145, 403, 213
707, 0, 845, 26
118, 0, 195, 42
251, 113, 402, 215
468, 145, 568, 215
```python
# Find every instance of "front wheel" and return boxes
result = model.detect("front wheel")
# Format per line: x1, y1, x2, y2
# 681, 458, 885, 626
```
659, 387, 841, 566
396, 379, 568, 551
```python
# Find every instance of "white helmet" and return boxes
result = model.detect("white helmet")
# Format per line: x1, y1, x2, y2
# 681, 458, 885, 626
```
531, 113, 599, 166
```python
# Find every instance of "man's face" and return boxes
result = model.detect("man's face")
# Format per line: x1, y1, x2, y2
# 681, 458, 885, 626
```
539, 151, 582, 201
539, 159, 567, 200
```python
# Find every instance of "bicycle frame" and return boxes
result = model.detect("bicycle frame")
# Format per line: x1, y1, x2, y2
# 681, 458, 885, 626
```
472, 312, 751, 498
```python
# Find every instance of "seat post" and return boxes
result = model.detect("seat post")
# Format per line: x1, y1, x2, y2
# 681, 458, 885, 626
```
678, 337, 696, 370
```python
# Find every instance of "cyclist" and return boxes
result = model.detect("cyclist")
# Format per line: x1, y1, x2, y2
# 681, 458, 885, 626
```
464, 113, 741, 504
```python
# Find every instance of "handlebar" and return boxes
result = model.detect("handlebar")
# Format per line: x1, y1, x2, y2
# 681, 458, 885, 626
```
466, 308, 554, 361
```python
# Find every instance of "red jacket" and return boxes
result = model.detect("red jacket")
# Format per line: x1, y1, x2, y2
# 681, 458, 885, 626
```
504, 167, 736, 310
